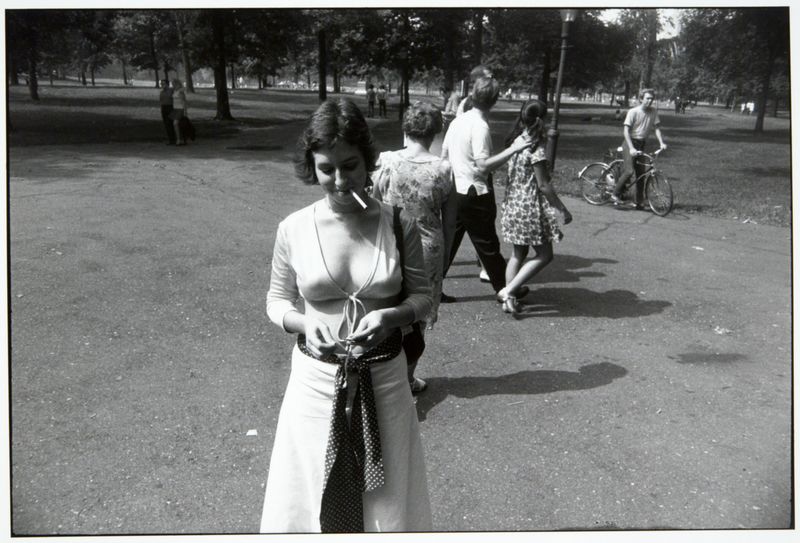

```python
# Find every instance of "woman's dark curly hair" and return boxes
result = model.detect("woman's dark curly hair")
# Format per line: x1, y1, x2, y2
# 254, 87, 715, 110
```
402, 101, 443, 144
294, 99, 377, 184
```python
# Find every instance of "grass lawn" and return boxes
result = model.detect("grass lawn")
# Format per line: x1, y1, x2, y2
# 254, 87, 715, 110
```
8, 83, 792, 226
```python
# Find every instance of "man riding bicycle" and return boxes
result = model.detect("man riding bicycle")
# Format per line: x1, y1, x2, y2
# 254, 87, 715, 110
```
611, 88, 667, 209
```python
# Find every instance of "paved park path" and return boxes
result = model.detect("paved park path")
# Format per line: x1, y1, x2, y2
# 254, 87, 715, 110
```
8, 114, 792, 534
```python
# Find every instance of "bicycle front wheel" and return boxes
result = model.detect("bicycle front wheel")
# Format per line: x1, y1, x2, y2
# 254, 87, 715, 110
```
580, 163, 612, 205
645, 172, 673, 216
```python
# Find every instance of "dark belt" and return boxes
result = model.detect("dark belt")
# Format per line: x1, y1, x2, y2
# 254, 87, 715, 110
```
296, 329, 403, 533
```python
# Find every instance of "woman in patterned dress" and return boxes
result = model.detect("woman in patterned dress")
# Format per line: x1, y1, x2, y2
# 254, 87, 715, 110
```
372, 101, 456, 393
497, 99, 572, 314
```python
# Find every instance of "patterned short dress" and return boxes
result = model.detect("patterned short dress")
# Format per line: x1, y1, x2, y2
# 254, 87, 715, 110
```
501, 144, 564, 246
373, 151, 453, 326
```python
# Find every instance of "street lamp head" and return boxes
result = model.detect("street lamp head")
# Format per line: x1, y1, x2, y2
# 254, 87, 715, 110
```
560, 9, 579, 23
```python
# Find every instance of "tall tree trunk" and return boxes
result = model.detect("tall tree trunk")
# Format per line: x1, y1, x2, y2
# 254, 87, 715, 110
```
754, 53, 775, 132
211, 10, 233, 120
332, 63, 340, 93
121, 58, 128, 85
80, 64, 87, 86
90, 63, 96, 86
9, 56, 19, 85
230, 63, 236, 89
444, 23, 456, 90
149, 31, 159, 87
173, 11, 195, 93
771, 95, 779, 117
539, 48, 551, 102
641, 10, 658, 88
623, 80, 630, 107
27, 35, 39, 101
317, 28, 327, 102
472, 9, 484, 65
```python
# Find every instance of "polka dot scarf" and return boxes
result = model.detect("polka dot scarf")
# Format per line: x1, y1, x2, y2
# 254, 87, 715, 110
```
297, 330, 402, 532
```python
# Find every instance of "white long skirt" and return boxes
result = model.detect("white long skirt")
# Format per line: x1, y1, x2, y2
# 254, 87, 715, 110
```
259, 344, 432, 533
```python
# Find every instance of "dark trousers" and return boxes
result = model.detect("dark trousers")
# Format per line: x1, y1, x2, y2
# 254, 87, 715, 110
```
161, 105, 176, 143
614, 138, 646, 205
378, 100, 387, 117
444, 187, 507, 293
367, 101, 375, 117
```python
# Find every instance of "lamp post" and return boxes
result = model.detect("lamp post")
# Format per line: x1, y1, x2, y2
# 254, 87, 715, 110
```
545, 8, 579, 170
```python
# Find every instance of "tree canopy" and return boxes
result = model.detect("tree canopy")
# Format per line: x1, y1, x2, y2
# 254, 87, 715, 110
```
6, 7, 789, 131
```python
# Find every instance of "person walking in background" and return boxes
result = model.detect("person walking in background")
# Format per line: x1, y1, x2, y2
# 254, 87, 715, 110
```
610, 88, 667, 209
170, 79, 188, 146
497, 99, 572, 314
260, 99, 433, 533
159, 79, 176, 145
377, 84, 388, 117
446, 64, 495, 291
442, 86, 459, 131
372, 101, 456, 394
440, 76, 533, 298
366, 84, 376, 117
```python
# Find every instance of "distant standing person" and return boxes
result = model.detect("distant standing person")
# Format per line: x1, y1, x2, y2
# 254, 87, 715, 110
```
610, 88, 667, 209
159, 79, 176, 145
171, 79, 188, 146
442, 87, 459, 131
366, 84, 376, 117
377, 84, 388, 117
497, 99, 572, 314
372, 101, 456, 394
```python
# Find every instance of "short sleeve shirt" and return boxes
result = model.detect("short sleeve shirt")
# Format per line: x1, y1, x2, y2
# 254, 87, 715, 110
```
441, 109, 492, 195
624, 106, 660, 140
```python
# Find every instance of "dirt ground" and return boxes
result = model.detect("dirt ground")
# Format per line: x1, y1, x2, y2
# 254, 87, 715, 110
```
5, 85, 796, 539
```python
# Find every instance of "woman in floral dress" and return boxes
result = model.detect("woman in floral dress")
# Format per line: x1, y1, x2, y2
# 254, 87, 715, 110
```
372, 101, 456, 392
497, 99, 573, 314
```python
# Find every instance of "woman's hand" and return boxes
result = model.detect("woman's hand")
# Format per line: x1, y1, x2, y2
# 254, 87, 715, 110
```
512, 132, 532, 152
346, 310, 394, 350
303, 318, 337, 358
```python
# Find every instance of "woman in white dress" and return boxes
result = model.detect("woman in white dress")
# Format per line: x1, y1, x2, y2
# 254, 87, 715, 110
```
260, 98, 433, 533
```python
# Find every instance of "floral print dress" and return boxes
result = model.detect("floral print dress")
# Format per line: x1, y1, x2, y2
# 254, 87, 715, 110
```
373, 151, 453, 326
501, 144, 563, 246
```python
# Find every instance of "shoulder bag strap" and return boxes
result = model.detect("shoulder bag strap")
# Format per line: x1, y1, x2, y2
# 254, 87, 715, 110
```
392, 206, 407, 298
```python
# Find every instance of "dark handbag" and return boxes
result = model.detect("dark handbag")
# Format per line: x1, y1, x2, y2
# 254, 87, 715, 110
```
392, 207, 426, 364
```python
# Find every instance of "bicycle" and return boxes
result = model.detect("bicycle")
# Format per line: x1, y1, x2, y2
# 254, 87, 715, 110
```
578, 147, 673, 216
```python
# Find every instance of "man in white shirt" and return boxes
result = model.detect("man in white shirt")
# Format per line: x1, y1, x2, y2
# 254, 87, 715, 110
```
611, 88, 667, 208
441, 76, 532, 295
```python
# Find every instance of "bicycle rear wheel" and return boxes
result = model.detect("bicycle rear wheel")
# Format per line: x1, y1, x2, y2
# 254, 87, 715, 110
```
645, 172, 673, 216
580, 163, 612, 205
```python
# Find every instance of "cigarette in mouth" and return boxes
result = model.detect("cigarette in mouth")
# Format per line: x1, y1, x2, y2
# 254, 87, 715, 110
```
351, 191, 368, 209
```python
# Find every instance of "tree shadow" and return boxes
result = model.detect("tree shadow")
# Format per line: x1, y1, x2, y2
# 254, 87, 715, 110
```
415, 362, 628, 421
513, 287, 671, 319
667, 126, 790, 144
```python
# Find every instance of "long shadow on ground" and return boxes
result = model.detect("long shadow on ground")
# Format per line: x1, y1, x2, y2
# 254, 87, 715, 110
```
415, 362, 627, 421
447, 254, 616, 285
513, 287, 671, 319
